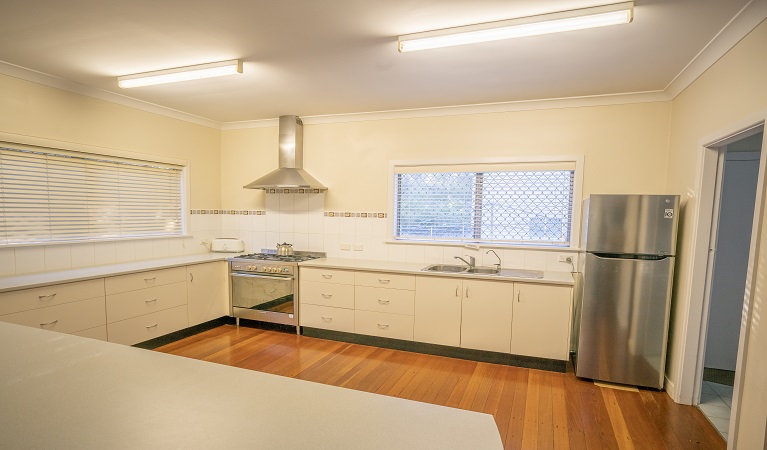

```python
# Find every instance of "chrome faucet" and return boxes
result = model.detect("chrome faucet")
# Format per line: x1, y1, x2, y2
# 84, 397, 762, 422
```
486, 249, 502, 270
454, 256, 476, 268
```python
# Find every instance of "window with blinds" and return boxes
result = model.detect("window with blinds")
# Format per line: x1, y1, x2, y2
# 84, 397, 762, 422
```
0, 144, 184, 245
393, 161, 576, 246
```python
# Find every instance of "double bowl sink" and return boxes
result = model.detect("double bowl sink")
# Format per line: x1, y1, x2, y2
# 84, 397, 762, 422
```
421, 264, 544, 279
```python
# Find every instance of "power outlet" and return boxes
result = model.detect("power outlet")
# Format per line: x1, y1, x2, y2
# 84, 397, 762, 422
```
340, 243, 352, 251
353, 244, 364, 251
558, 254, 573, 263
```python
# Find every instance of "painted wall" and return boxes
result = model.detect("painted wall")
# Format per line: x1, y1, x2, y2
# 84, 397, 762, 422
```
704, 151, 759, 371
665, 18, 767, 449
0, 73, 223, 275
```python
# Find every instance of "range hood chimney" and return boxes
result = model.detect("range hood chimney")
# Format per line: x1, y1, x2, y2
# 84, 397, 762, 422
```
243, 115, 327, 191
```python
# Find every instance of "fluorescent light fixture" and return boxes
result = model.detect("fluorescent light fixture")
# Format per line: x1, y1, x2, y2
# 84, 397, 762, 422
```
398, 2, 633, 52
118, 59, 242, 88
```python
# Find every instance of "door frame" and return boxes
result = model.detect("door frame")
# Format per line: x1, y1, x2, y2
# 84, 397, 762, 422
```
674, 118, 766, 448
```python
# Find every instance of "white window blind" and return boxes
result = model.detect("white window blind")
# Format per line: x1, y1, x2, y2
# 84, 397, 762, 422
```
394, 162, 575, 246
0, 144, 183, 245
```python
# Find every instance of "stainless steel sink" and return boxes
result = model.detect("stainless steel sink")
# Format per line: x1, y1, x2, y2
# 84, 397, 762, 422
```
465, 267, 500, 275
422, 264, 467, 273
498, 269, 544, 279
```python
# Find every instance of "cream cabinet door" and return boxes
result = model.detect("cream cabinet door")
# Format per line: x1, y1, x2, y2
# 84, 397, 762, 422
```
460, 279, 513, 353
510, 283, 572, 360
187, 262, 228, 326
414, 276, 462, 347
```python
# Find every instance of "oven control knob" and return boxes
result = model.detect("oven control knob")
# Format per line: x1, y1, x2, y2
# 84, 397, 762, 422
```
282, 268, 289, 273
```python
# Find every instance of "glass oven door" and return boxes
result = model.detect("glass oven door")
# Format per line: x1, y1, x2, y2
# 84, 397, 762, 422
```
231, 272, 295, 315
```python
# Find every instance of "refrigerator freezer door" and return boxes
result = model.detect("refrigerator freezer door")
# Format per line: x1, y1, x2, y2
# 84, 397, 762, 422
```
584, 195, 680, 255
575, 253, 674, 388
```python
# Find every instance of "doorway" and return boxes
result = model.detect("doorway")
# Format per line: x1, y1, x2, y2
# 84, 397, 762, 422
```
697, 131, 762, 442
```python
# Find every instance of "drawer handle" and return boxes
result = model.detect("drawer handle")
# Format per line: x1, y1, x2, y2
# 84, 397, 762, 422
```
322, 274, 333, 279
144, 277, 157, 283
378, 279, 390, 284
321, 316, 333, 323
378, 299, 390, 305
38, 293, 57, 300
321, 293, 333, 299
145, 298, 157, 304
39, 319, 59, 327
377, 323, 389, 330
146, 323, 158, 329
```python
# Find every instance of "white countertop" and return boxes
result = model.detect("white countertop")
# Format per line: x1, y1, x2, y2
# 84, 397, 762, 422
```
0, 322, 503, 449
299, 257, 575, 286
0, 253, 234, 293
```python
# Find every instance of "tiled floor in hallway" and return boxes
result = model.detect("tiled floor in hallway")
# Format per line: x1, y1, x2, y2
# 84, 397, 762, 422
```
699, 381, 733, 441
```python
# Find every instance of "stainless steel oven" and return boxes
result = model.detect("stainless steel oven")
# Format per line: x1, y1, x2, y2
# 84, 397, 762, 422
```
228, 251, 323, 332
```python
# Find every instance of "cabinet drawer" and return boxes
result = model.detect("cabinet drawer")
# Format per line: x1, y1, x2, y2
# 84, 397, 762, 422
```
355, 286, 415, 315
300, 267, 355, 285
73, 325, 108, 341
0, 279, 104, 316
105, 267, 186, 295
300, 304, 354, 332
355, 271, 414, 291
354, 310, 414, 341
107, 305, 188, 346
106, 281, 187, 323
299, 281, 354, 309
0, 296, 106, 335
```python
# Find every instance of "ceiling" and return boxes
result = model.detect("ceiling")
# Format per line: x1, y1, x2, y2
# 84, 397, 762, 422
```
0, 0, 757, 124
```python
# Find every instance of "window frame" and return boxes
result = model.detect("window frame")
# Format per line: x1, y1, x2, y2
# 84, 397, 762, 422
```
387, 156, 584, 250
0, 134, 190, 248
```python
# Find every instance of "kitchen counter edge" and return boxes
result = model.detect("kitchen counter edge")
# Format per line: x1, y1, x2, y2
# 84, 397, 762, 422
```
0, 253, 235, 293
299, 258, 574, 286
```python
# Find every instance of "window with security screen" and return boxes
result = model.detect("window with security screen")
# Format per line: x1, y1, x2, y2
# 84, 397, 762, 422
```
393, 161, 577, 247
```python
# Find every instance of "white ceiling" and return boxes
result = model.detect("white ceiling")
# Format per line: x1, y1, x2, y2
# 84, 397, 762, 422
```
0, 0, 758, 124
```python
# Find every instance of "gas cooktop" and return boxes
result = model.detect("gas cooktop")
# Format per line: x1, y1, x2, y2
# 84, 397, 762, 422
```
231, 251, 325, 263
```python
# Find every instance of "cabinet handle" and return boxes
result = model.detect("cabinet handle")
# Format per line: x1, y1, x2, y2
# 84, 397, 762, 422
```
189, 273, 194, 282
517, 292, 521, 303
455, 286, 460, 297
378, 279, 390, 284
322, 274, 333, 279
321, 293, 333, 299
321, 316, 333, 322
38, 293, 57, 300
377, 323, 390, 330
39, 319, 59, 327
146, 323, 158, 329
378, 299, 390, 305
145, 298, 157, 304
465, 287, 470, 298
144, 277, 157, 283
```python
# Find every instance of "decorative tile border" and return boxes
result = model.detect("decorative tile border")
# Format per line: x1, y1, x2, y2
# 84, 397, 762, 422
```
324, 212, 387, 218
190, 210, 266, 215
266, 188, 324, 194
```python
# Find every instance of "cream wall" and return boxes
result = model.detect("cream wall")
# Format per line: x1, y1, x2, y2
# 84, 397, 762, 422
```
0, 73, 223, 275
0, 74, 221, 208
223, 102, 672, 212
665, 19, 767, 448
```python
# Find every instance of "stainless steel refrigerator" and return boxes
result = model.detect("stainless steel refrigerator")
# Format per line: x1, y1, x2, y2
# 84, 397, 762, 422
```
574, 194, 680, 389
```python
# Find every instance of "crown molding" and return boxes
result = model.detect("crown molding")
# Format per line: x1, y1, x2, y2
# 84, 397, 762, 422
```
0, 60, 222, 130
665, 0, 767, 99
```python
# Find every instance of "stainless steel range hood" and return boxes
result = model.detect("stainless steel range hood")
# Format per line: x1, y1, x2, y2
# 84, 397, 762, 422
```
243, 115, 327, 191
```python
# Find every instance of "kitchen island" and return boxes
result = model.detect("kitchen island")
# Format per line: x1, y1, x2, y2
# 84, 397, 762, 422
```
0, 321, 503, 449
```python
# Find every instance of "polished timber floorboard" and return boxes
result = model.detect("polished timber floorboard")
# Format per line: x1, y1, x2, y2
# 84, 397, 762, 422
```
156, 325, 725, 450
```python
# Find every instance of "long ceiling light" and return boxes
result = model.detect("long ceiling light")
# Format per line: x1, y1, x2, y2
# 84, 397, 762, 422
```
118, 59, 243, 88
398, 2, 633, 52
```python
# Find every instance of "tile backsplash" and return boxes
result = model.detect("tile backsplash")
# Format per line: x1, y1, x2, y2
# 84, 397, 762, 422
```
0, 192, 578, 276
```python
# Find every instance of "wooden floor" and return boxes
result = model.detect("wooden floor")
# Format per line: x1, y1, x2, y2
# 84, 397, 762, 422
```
156, 325, 725, 450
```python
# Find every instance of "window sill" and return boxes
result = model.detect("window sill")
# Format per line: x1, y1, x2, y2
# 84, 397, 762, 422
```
0, 235, 194, 249
384, 239, 579, 252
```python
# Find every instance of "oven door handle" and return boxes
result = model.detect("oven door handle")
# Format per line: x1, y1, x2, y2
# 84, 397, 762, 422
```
230, 273, 292, 281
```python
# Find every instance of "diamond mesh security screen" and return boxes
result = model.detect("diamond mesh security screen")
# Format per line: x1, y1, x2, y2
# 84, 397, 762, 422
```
395, 170, 574, 246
